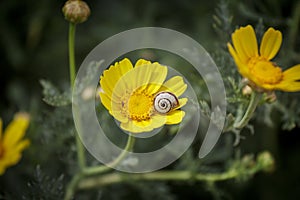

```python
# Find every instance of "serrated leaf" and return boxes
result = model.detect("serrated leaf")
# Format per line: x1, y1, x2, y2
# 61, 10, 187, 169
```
223, 113, 235, 132
199, 100, 211, 117
74, 60, 104, 95
40, 79, 71, 107
211, 106, 226, 130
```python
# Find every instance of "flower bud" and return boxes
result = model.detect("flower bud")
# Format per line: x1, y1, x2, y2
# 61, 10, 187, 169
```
62, 0, 90, 24
242, 85, 253, 96
257, 151, 275, 173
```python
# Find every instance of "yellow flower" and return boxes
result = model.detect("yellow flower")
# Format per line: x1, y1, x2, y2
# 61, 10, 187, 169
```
99, 58, 188, 133
0, 113, 30, 175
227, 25, 300, 92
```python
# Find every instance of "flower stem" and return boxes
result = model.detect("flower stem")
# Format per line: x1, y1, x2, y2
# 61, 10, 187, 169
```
108, 134, 135, 167
64, 173, 83, 200
83, 134, 135, 175
69, 23, 76, 86
77, 166, 261, 190
64, 134, 135, 200
234, 91, 262, 129
68, 22, 86, 170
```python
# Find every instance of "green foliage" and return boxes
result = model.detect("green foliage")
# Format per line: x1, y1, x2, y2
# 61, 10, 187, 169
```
24, 166, 65, 200
1, 0, 300, 200
40, 80, 71, 107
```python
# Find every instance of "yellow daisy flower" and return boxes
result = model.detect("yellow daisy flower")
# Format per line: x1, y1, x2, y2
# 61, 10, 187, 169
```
0, 113, 30, 175
227, 25, 300, 92
99, 58, 188, 133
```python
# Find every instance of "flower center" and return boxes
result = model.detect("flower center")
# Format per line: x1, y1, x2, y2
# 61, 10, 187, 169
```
128, 91, 153, 121
248, 57, 283, 84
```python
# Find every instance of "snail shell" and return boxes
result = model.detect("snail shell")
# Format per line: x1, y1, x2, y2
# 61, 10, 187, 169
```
154, 92, 179, 114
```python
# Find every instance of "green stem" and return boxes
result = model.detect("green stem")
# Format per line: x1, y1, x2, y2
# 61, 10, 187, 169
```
64, 134, 135, 200
68, 22, 86, 170
234, 91, 262, 129
69, 23, 76, 86
108, 134, 135, 167
64, 173, 83, 200
83, 134, 135, 175
77, 167, 260, 190
70, 151, 274, 192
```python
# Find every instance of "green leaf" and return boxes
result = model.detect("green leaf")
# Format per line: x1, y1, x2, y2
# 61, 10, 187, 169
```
40, 79, 71, 107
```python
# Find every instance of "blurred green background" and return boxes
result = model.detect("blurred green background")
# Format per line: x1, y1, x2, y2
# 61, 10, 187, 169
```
1, 0, 300, 199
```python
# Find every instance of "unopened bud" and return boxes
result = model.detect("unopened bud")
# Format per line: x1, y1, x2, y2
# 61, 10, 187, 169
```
257, 151, 275, 173
62, 0, 90, 24
242, 85, 253, 96
81, 87, 94, 101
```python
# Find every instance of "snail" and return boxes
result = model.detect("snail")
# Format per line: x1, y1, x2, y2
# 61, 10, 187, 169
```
153, 92, 179, 114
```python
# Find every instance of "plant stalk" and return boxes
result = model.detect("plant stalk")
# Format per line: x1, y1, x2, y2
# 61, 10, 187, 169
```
234, 91, 262, 129
68, 22, 86, 170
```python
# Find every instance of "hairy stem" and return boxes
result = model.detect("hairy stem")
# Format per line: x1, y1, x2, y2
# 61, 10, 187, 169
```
234, 91, 262, 129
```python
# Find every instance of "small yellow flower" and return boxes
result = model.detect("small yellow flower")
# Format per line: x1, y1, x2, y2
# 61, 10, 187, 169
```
99, 58, 188, 133
0, 113, 30, 175
227, 25, 300, 92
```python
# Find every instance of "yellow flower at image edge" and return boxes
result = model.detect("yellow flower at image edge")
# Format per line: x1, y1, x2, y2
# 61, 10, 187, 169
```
227, 25, 300, 92
99, 58, 188, 133
0, 113, 30, 175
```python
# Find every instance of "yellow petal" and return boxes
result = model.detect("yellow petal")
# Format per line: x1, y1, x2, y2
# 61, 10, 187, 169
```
133, 115, 166, 132
3, 140, 30, 163
14, 139, 30, 152
99, 92, 112, 111
134, 59, 152, 67
0, 166, 5, 175
282, 64, 300, 81
0, 118, 2, 139
121, 120, 150, 133
260, 28, 282, 60
161, 76, 187, 97
274, 80, 300, 92
236, 25, 258, 58
231, 25, 258, 63
177, 98, 188, 109
132, 120, 155, 133
3, 113, 30, 148
114, 62, 167, 95
100, 58, 133, 98
134, 59, 153, 90
132, 115, 166, 132
242, 25, 259, 58
149, 115, 166, 129
120, 115, 166, 133
144, 63, 168, 94
166, 110, 185, 124
2, 152, 21, 165
111, 104, 129, 123
227, 43, 249, 78
267, 64, 300, 92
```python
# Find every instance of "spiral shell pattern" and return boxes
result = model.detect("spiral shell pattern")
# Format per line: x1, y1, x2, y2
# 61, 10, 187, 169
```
154, 92, 179, 114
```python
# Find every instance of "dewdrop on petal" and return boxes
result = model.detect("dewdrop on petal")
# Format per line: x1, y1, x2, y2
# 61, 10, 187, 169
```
62, 0, 90, 24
